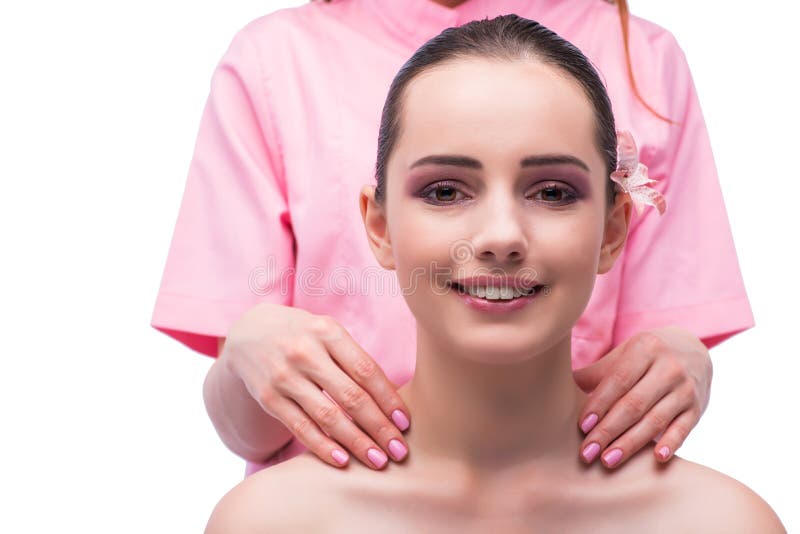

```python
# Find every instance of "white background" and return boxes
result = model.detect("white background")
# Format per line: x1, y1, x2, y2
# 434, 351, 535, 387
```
1, 1, 797, 532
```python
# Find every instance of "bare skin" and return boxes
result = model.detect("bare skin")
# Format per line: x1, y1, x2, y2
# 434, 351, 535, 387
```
206, 402, 782, 533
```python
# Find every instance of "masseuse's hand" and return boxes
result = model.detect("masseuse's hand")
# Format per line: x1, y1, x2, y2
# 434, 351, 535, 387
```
222, 302, 411, 470
572, 326, 712, 469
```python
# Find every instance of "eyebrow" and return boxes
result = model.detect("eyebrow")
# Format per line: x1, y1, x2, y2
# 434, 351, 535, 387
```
409, 154, 590, 173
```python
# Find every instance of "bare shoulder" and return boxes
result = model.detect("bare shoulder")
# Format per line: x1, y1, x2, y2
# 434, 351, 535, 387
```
657, 456, 786, 533
205, 452, 341, 534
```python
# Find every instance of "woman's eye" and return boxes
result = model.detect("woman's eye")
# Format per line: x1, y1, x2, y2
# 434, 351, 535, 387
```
421, 182, 466, 204
530, 184, 577, 205
420, 181, 576, 206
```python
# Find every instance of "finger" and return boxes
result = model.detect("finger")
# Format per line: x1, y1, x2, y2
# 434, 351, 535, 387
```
577, 340, 656, 435
312, 316, 412, 432
579, 360, 681, 463
597, 390, 691, 469
286, 376, 403, 470
305, 360, 410, 466
653, 408, 699, 463
265, 394, 353, 469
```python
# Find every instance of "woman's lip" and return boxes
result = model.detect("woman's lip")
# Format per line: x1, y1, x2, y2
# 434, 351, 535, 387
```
449, 282, 540, 313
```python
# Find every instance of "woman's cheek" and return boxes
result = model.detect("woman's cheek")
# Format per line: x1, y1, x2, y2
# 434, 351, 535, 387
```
536, 214, 601, 284
568, 231, 605, 311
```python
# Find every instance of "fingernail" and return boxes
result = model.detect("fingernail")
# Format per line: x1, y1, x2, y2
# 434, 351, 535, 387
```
331, 449, 349, 466
581, 442, 600, 462
603, 448, 623, 467
658, 445, 670, 460
388, 439, 408, 461
580, 413, 598, 433
367, 447, 388, 468
391, 409, 410, 431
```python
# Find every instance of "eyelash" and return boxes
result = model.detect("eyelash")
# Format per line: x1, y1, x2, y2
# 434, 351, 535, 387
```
419, 180, 578, 206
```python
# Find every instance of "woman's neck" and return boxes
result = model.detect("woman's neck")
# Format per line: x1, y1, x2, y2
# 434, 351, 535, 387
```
397, 325, 587, 476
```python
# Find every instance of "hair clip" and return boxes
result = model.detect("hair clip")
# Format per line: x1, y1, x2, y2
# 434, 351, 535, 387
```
610, 130, 667, 216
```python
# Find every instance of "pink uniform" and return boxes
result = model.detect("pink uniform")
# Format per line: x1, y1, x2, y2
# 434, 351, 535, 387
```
150, 0, 754, 476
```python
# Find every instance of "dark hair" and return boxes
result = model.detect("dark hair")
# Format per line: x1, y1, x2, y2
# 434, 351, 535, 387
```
374, 14, 617, 207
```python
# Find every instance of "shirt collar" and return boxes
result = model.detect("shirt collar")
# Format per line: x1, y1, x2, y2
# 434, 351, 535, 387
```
360, 0, 553, 49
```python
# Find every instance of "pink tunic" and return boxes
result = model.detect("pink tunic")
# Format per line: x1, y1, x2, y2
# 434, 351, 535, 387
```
150, 0, 754, 476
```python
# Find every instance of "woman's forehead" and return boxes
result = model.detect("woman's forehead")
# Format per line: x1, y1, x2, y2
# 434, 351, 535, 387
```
396, 59, 600, 171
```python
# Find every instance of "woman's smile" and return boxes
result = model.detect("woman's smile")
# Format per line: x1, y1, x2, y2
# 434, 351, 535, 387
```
449, 281, 543, 313
445, 273, 544, 313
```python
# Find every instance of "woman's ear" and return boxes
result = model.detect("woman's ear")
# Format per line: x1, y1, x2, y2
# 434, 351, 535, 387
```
597, 192, 632, 274
359, 185, 395, 270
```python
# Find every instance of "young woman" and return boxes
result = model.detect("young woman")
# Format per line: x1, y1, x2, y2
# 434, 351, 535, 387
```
204, 15, 782, 533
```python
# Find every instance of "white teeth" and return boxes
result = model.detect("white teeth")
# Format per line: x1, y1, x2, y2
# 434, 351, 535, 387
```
461, 284, 534, 300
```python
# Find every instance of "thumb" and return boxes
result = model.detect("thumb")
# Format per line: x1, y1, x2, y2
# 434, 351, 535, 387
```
572, 343, 623, 393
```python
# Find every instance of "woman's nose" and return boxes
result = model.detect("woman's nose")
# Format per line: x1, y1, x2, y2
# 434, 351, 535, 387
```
472, 199, 528, 263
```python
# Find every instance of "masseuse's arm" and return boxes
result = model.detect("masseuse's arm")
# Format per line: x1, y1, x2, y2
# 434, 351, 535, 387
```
572, 30, 754, 470
203, 303, 412, 469
203, 337, 293, 462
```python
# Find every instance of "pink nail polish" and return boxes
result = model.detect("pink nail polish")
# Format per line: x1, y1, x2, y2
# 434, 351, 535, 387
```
331, 449, 349, 466
581, 442, 600, 462
388, 439, 408, 461
658, 446, 670, 460
580, 413, 598, 433
603, 448, 623, 467
367, 448, 388, 468
391, 409, 410, 431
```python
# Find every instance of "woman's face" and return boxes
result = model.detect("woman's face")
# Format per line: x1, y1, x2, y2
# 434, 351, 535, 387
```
361, 58, 630, 364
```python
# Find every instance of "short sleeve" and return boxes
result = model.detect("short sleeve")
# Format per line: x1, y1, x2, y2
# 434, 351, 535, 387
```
150, 26, 295, 358
612, 34, 754, 350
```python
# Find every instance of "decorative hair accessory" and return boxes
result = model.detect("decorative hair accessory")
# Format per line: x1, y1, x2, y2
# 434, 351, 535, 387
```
610, 130, 667, 215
